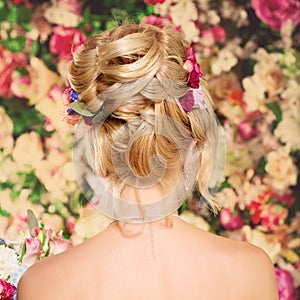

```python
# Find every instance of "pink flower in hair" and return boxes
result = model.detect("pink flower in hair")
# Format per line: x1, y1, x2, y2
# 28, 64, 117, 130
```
184, 46, 203, 88
179, 86, 206, 112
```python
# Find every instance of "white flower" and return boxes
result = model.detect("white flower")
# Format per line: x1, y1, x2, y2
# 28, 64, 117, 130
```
242, 74, 265, 111
0, 245, 20, 280
44, 6, 81, 28
264, 149, 298, 191
275, 108, 300, 150
207, 10, 220, 25
281, 79, 300, 104
211, 49, 238, 75
179, 211, 210, 231
169, 0, 198, 25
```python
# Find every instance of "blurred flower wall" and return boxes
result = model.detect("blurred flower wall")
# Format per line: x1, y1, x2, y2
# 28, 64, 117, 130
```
0, 0, 299, 299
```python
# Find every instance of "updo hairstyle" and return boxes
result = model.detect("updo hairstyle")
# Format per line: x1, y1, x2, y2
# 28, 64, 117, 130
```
68, 23, 220, 213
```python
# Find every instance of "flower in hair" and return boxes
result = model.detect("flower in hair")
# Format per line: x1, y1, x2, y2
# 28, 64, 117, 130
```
179, 86, 207, 112
184, 46, 203, 89
62, 85, 93, 125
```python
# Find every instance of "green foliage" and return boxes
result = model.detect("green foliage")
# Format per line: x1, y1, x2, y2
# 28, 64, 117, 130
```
0, 205, 11, 217
0, 98, 45, 137
18, 170, 47, 204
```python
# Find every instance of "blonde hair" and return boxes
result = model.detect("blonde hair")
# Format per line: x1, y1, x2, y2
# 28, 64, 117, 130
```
68, 23, 221, 214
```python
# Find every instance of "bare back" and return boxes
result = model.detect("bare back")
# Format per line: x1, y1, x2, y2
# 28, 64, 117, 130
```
17, 216, 279, 300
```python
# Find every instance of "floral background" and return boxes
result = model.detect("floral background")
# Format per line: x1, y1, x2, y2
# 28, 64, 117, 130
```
0, 0, 299, 299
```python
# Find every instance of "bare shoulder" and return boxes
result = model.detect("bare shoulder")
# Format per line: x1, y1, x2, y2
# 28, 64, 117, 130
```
181, 220, 279, 299
17, 252, 69, 300
232, 241, 279, 300
212, 234, 279, 300
17, 244, 85, 300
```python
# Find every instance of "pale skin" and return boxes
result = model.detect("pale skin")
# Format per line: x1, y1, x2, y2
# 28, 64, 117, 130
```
17, 186, 279, 300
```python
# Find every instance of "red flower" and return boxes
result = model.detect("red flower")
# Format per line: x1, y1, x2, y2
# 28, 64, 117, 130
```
49, 26, 86, 61
247, 201, 262, 224
0, 279, 16, 300
143, 0, 165, 4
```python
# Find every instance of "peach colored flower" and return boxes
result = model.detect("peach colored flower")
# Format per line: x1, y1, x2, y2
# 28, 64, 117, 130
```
22, 57, 59, 105
42, 213, 64, 232
0, 107, 14, 153
209, 73, 241, 104
12, 132, 44, 169
265, 150, 298, 191
35, 151, 69, 194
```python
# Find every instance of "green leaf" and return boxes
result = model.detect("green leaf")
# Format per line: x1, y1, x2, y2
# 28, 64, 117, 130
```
266, 102, 282, 123
8, 6, 17, 23
256, 157, 267, 175
16, 6, 32, 23
0, 205, 11, 217
27, 209, 39, 234
5, 36, 26, 52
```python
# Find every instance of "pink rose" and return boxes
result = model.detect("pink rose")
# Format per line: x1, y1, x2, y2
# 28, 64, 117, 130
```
212, 25, 226, 42
251, 0, 300, 31
220, 208, 244, 230
0, 279, 16, 300
143, 0, 165, 4
201, 26, 226, 46
238, 120, 257, 141
0, 47, 27, 98
49, 235, 72, 255
49, 26, 86, 61
275, 267, 298, 300
21, 238, 41, 267
141, 16, 164, 29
